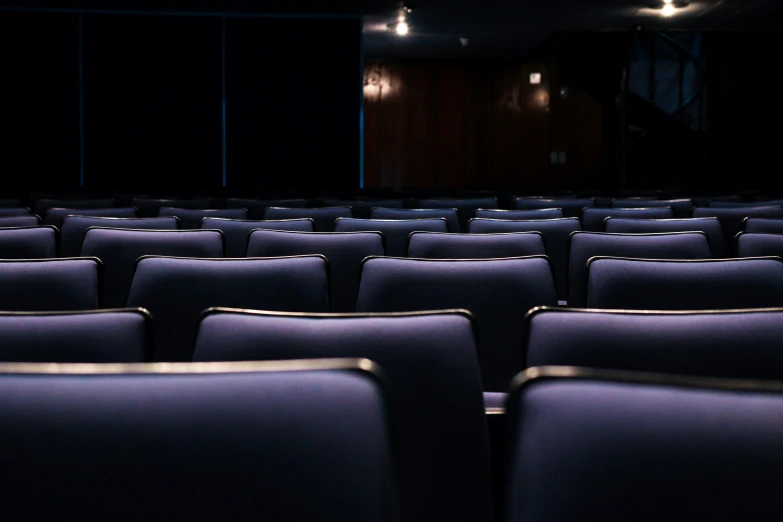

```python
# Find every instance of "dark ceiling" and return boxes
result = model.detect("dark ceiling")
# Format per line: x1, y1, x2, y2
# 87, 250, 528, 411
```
1, 0, 780, 58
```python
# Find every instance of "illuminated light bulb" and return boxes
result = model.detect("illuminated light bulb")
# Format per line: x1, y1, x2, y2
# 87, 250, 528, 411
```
661, 3, 676, 16
396, 21, 409, 36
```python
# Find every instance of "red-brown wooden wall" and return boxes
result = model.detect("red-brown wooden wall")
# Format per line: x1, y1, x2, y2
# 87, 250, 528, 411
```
363, 61, 604, 192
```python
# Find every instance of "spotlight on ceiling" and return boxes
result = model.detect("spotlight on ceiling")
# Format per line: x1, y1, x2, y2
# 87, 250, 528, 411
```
649, 0, 688, 16
395, 21, 409, 35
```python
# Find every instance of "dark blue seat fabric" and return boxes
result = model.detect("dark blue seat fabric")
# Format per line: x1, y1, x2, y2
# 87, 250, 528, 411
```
506, 367, 783, 522
525, 307, 783, 379
0, 258, 101, 311
44, 207, 137, 228
224, 198, 309, 220
0, 226, 57, 259
604, 217, 727, 257
334, 218, 448, 257
158, 207, 248, 229
131, 197, 211, 217
0, 215, 40, 228
0, 207, 32, 217
582, 207, 674, 232
416, 198, 499, 230
264, 207, 353, 232
407, 232, 546, 259
81, 229, 224, 308
710, 200, 783, 208
33, 199, 114, 219
202, 218, 315, 257
193, 309, 492, 522
611, 198, 694, 218
357, 256, 556, 391
737, 233, 783, 258
586, 257, 783, 310
513, 198, 594, 218
474, 209, 564, 221
0, 309, 151, 362
322, 199, 405, 219
127, 256, 330, 361
568, 232, 712, 307
744, 218, 783, 234
370, 208, 461, 232
0, 359, 396, 522
61, 216, 180, 258
468, 218, 582, 304
247, 230, 383, 313
693, 206, 783, 256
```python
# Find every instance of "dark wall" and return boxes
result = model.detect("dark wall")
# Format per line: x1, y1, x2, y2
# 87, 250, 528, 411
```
83, 15, 223, 193
706, 31, 783, 192
0, 11, 361, 195
227, 17, 361, 192
362, 60, 603, 191
0, 13, 80, 192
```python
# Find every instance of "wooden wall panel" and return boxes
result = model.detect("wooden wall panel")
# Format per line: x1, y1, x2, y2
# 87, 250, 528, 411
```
363, 60, 603, 192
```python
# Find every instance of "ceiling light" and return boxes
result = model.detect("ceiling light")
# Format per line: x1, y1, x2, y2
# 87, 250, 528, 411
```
661, 3, 676, 16
396, 21, 409, 36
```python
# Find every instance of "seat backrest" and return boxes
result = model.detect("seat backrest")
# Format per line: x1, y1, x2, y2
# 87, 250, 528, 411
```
474, 209, 564, 221
264, 206, 353, 232
370, 208, 461, 232
524, 307, 783, 379
0, 226, 57, 259
468, 218, 581, 303
710, 200, 783, 208
193, 309, 491, 522
334, 218, 448, 257
568, 232, 712, 307
604, 217, 727, 257
415, 198, 499, 230
0, 258, 101, 311
44, 207, 137, 228
158, 207, 248, 229
322, 199, 406, 219
744, 218, 783, 234
611, 198, 694, 218
0, 215, 40, 228
0, 198, 20, 208
201, 218, 315, 257
357, 256, 556, 391
131, 197, 211, 217
224, 198, 309, 219
33, 199, 114, 218
0, 207, 33, 217
247, 230, 384, 313
693, 206, 783, 255
586, 257, 783, 310
61, 216, 180, 258
0, 359, 396, 521
0, 309, 152, 362
737, 233, 783, 258
81, 228, 224, 308
513, 198, 594, 218
407, 232, 546, 259
582, 207, 674, 232
127, 256, 330, 361
506, 367, 783, 521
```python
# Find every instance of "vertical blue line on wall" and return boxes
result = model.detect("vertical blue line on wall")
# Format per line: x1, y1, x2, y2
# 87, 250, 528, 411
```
359, 22, 364, 189
78, 13, 85, 187
221, 15, 227, 188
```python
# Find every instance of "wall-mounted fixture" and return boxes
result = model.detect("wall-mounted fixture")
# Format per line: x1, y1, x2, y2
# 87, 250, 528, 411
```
529, 72, 542, 85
